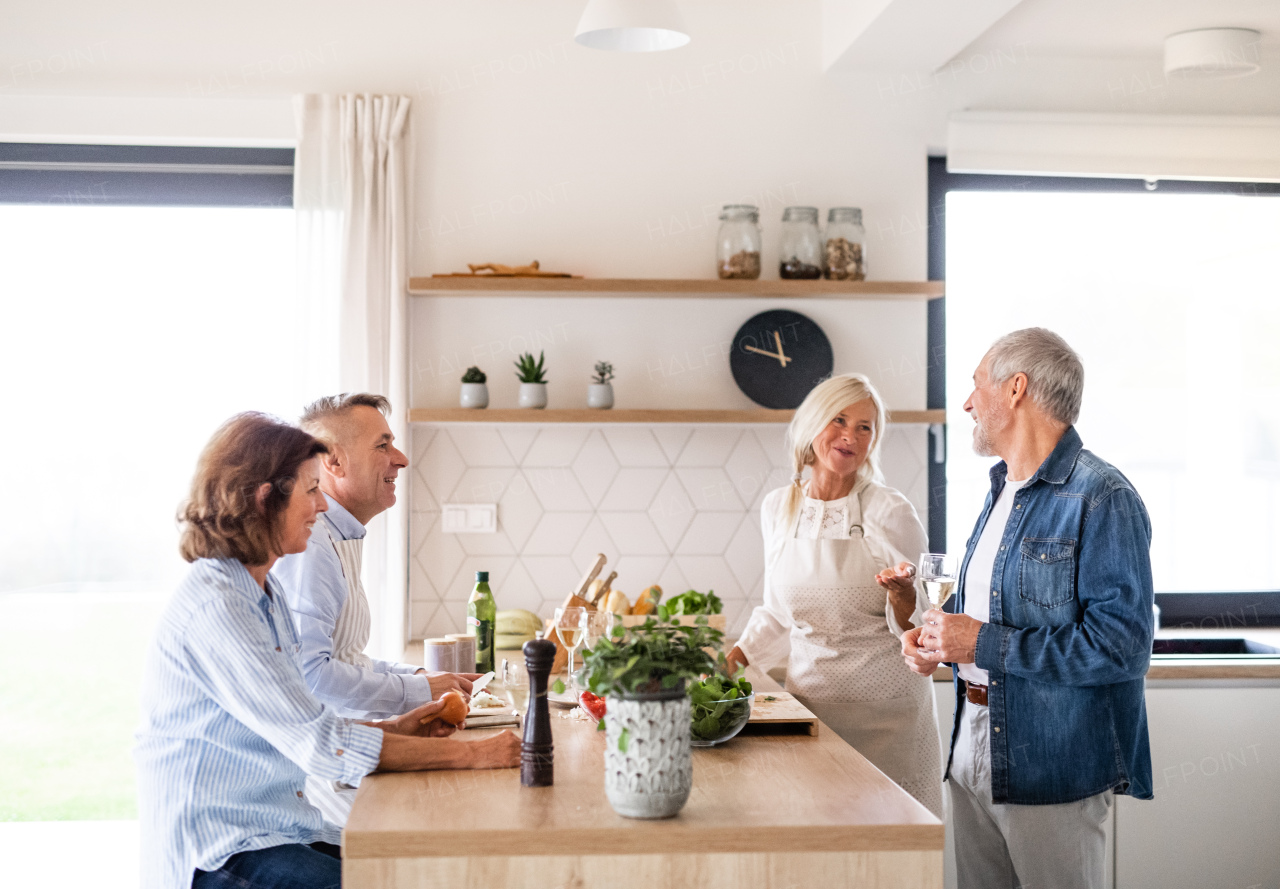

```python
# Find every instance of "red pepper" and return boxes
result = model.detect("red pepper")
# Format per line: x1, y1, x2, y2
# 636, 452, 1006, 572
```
579, 691, 607, 721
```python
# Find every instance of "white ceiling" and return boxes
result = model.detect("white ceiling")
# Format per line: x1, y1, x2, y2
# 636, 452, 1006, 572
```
968, 0, 1280, 58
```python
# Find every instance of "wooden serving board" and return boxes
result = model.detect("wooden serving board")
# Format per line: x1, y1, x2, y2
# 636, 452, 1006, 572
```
747, 691, 819, 736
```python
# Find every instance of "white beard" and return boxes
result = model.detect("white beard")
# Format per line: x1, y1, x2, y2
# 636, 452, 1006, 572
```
971, 408, 1005, 458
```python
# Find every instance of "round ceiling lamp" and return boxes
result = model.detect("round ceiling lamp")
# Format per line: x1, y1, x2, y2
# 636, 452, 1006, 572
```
1164, 28, 1262, 79
574, 0, 690, 52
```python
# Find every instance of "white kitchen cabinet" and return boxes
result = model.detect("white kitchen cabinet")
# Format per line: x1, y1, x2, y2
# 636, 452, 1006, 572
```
1116, 682, 1280, 889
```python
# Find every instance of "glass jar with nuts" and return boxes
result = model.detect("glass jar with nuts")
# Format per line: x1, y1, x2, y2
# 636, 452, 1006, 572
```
716, 204, 762, 280
824, 207, 866, 281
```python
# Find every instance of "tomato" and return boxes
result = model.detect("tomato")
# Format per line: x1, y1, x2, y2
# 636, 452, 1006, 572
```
579, 691, 607, 721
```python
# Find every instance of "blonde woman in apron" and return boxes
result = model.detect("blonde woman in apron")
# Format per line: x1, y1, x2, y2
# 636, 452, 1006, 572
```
729, 373, 943, 818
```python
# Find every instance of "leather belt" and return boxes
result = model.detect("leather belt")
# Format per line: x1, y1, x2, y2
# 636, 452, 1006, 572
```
965, 680, 989, 707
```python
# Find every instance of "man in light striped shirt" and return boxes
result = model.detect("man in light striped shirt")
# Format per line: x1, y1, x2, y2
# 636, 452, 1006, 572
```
273, 393, 480, 824
136, 413, 519, 889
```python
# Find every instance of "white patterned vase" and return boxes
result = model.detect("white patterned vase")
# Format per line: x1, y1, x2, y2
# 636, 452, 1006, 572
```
603, 688, 692, 819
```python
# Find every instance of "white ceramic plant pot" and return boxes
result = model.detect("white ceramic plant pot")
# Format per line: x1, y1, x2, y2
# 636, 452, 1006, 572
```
459, 383, 489, 409
603, 688, 692, 819
518, 382, 548, 409
586, 383, 614, 409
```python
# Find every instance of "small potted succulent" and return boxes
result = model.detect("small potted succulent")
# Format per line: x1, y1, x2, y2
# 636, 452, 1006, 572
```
459, 366, 488, 409
588, 360, 614, 410
578, 617, 725, 819
514, 351, 548, 409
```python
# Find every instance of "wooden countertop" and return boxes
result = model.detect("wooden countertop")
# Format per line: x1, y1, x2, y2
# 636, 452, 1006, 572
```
345, 667, 941, 860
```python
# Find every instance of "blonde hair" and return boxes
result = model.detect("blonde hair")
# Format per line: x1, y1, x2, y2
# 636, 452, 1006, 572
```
781, 373, 887, 528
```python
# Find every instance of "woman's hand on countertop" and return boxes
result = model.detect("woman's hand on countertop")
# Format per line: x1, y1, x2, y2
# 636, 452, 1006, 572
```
375, 729, 521, 772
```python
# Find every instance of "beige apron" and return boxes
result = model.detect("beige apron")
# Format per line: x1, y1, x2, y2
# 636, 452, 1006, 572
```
777, 490, 943, 818
304, 524, 369, 827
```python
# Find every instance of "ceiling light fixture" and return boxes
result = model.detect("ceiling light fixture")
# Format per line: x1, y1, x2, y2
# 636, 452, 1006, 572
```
1164, 28, 1262, 79
574, 0, 690, 52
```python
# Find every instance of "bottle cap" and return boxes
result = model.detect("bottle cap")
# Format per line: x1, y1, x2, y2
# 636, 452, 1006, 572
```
476, 571, 489, 582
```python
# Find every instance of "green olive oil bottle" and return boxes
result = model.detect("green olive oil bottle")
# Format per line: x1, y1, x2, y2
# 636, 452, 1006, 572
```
467, 571, 496, 673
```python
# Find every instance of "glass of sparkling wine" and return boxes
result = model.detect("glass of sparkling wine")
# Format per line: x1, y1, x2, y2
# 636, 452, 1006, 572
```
554, 605, 589, 684
919, 552, 959, 608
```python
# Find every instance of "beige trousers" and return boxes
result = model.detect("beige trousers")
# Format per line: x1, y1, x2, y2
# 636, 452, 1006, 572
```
949, 700, 1111, 889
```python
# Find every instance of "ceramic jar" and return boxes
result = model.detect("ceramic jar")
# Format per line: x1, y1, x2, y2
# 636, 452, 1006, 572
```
603, 685, 692, 819
587, 383, 614, 409
459, 382, 489, 408
518, 382, 548, 409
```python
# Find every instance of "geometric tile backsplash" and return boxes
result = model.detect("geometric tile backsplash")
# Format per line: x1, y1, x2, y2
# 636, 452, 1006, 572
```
408, 423, 930, 642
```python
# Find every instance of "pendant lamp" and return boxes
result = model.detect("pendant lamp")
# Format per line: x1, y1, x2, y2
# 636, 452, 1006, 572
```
1164, 29, 1261, 79
574, 0, 690, 52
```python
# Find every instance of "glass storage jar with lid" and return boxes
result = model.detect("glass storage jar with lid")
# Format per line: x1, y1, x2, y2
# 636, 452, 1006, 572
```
824, 207, 866, 281
778, 206, 822, 279
716, 204, 762, 280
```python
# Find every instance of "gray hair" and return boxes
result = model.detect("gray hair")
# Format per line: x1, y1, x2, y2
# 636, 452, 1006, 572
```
300, 392, 391, 446
985, 328, 1083, 426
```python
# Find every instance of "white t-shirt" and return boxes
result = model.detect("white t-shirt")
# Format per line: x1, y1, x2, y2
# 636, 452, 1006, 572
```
957, 476, 1029, 686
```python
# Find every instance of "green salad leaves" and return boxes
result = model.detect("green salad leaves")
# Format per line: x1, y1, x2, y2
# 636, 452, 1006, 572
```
658, 588, 723, 619
689, 674, 753, 742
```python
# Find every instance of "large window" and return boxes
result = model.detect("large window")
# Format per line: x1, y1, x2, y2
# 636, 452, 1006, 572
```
0, 146, 298, 850
929, 160, 1280, 596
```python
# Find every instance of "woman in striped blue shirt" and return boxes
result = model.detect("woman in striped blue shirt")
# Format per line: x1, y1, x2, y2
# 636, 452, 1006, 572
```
136, 413, 519, 889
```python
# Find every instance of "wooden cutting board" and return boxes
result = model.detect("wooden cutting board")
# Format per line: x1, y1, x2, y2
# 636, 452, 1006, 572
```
748, 691, 819, 736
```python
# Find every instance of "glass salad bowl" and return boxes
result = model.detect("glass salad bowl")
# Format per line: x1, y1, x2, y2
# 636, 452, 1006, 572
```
689, 683, 754, 747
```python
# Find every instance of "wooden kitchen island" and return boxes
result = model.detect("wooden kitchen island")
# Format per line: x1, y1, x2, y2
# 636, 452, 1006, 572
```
343, 706, 943, 889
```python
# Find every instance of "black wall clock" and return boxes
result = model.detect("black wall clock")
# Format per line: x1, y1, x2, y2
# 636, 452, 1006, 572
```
729, 309, 834, 409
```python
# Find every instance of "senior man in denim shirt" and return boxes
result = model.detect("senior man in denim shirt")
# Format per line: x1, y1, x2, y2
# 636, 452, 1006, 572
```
904, 328, 1153, 889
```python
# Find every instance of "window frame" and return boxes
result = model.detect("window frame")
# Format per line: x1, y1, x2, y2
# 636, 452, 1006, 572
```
926, 156, 1280, 627
0, 143, 293, 207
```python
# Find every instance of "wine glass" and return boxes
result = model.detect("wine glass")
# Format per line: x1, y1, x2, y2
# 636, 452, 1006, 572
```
500, 659, 529, 716
583, 609, 617, 651
919, 552, 959, 609
553, 605, 589, 684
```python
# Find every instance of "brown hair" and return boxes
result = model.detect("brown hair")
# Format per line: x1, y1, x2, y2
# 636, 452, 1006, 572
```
178, 412, 329, 565
299, 392, 390, 448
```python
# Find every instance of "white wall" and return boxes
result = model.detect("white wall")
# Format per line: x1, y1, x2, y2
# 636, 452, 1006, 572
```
7, 0, 1280, 636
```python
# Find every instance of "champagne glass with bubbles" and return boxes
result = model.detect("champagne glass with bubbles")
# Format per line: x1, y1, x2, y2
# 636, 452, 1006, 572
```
919, 552, 959, 609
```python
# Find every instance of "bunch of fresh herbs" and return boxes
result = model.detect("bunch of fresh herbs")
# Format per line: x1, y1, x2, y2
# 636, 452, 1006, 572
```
658, 588, 723, 619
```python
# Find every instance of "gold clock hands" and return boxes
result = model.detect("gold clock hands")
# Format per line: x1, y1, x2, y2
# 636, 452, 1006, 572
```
772, 331, 791, 367
743, 344, 787, 362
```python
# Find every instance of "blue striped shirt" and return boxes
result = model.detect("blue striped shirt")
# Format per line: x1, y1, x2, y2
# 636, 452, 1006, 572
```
134, 558, 383, 888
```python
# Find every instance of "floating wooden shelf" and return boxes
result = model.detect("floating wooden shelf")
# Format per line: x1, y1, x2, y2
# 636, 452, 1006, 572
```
408, 277, 944, 299
408, 408, 946, 424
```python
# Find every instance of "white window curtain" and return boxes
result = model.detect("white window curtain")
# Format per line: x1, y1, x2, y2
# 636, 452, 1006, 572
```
293, 93, 411, 662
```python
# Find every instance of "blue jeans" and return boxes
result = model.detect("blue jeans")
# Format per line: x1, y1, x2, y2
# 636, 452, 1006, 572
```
192, 842, 341, 889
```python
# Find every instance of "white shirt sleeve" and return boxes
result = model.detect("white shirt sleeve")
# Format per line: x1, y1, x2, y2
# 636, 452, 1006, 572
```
862, 485, 931, 638
735, 487, 794, 670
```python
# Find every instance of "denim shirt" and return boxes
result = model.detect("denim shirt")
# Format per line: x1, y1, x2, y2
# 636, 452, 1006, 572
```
947, 426, 1155, 805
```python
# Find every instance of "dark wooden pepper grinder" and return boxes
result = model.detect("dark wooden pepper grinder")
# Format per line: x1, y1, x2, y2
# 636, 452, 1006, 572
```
520, 635, 555, 787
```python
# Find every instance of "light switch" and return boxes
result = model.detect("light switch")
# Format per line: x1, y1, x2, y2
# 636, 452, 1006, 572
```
441, 503, 497, 534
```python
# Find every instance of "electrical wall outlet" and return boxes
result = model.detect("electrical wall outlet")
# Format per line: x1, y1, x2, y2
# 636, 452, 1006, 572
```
441, 503, 497, 534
